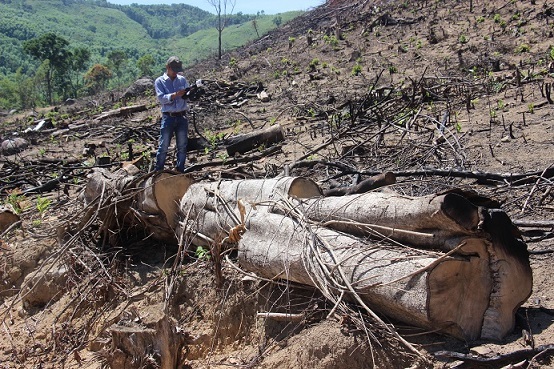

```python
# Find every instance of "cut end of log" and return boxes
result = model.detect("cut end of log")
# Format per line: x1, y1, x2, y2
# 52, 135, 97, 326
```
287, 177, 322, 198
137, 172, 195, 241
0, 206, 20, 233
428, 238, 493, 341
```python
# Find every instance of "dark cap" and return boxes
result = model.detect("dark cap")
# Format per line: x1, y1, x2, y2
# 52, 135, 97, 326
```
166, 56, 183, 73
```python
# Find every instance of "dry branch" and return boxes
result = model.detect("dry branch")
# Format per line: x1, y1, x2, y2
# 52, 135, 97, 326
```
93, 104, 148, 122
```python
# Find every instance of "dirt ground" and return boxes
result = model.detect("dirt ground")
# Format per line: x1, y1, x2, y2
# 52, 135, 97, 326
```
1, 0, 554, 368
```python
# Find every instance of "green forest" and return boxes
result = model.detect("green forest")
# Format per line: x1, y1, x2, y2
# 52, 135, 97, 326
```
0, 0, 302, 109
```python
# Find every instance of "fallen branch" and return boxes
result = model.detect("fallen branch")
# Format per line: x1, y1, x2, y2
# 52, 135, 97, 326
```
434, 344, 554, 365
256, 312, 305, 322
356, 167, 554, 184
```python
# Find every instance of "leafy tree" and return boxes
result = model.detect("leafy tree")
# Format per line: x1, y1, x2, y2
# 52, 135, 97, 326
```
207, 0, 236, 60
23, 33, 72, 105
0, 75, 18, 109
137, 54, 155, 78
84, 64, 112, 94
107, 50, 127, 84
272, 15, 282, 27
68, 47, 91, 97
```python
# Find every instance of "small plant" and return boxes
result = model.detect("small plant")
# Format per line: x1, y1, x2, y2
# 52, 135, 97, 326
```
309, 58, 320, 71
497, 99, 506, 110
515, 44, 530, 53
528, 103, 535, 114
36, 196, 51, 216
351, 64, 362, 76
459, 34, 468, 44
493, 14, 502, 23
217, 152, 229, 163
323, 34, 339, 48
476, 16, 485, 23
229, 57, 238, 68
203, 130, 225, 153
389, 65, 398, 74
4, 190, 26, 214
195, 246, 211, 260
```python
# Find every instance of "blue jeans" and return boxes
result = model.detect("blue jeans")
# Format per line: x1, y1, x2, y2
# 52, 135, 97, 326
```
155, 114, 188, 172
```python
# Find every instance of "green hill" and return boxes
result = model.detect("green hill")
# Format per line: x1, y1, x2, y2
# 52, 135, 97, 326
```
0, 0, 303, 108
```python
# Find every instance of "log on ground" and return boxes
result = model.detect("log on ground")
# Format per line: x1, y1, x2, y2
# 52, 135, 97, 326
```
224, 124, 285, 156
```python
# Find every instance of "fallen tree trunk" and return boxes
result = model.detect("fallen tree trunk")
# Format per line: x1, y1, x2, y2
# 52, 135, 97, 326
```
174, 177, 531, 341
224, 124, 285, 156
302, 190, 482, 248
80, 172, 532, 341
238, 212, 492, 340
299, 188, 533, 339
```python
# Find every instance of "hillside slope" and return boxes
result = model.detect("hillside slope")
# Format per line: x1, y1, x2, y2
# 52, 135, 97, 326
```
0, 0, 553, 368
0, 0, 301, 82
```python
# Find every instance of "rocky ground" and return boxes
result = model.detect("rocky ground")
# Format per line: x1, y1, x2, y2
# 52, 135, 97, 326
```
1, 0, 554, 368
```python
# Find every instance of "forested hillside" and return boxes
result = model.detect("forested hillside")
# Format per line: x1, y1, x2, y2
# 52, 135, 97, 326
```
0, 0, 302, 109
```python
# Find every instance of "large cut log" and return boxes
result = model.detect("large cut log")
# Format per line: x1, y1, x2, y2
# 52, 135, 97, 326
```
302, 191, 482, 248
300, 190, 532, 339
175, 178, 531, 341
178, 176, 321, 246
224, 124, 285, 156
238, 212, 496, 340
79, 172, 532, 341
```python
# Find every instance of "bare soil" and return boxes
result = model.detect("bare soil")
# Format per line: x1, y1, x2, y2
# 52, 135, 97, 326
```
1, 0, 554, 368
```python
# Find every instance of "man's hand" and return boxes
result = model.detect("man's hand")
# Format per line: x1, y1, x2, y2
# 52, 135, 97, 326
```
174, 89, 186, 99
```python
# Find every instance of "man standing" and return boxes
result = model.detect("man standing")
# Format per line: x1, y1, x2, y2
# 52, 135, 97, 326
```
154, 56, 190, 173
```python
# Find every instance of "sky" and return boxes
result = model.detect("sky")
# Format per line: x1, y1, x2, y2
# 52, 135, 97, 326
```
106, 0, 325, 15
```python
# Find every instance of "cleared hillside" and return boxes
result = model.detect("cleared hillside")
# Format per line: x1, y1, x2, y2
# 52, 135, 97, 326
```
0, 0, 553, 368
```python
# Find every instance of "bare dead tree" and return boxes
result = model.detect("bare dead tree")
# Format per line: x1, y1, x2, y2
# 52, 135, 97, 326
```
207, 0, 237, 60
